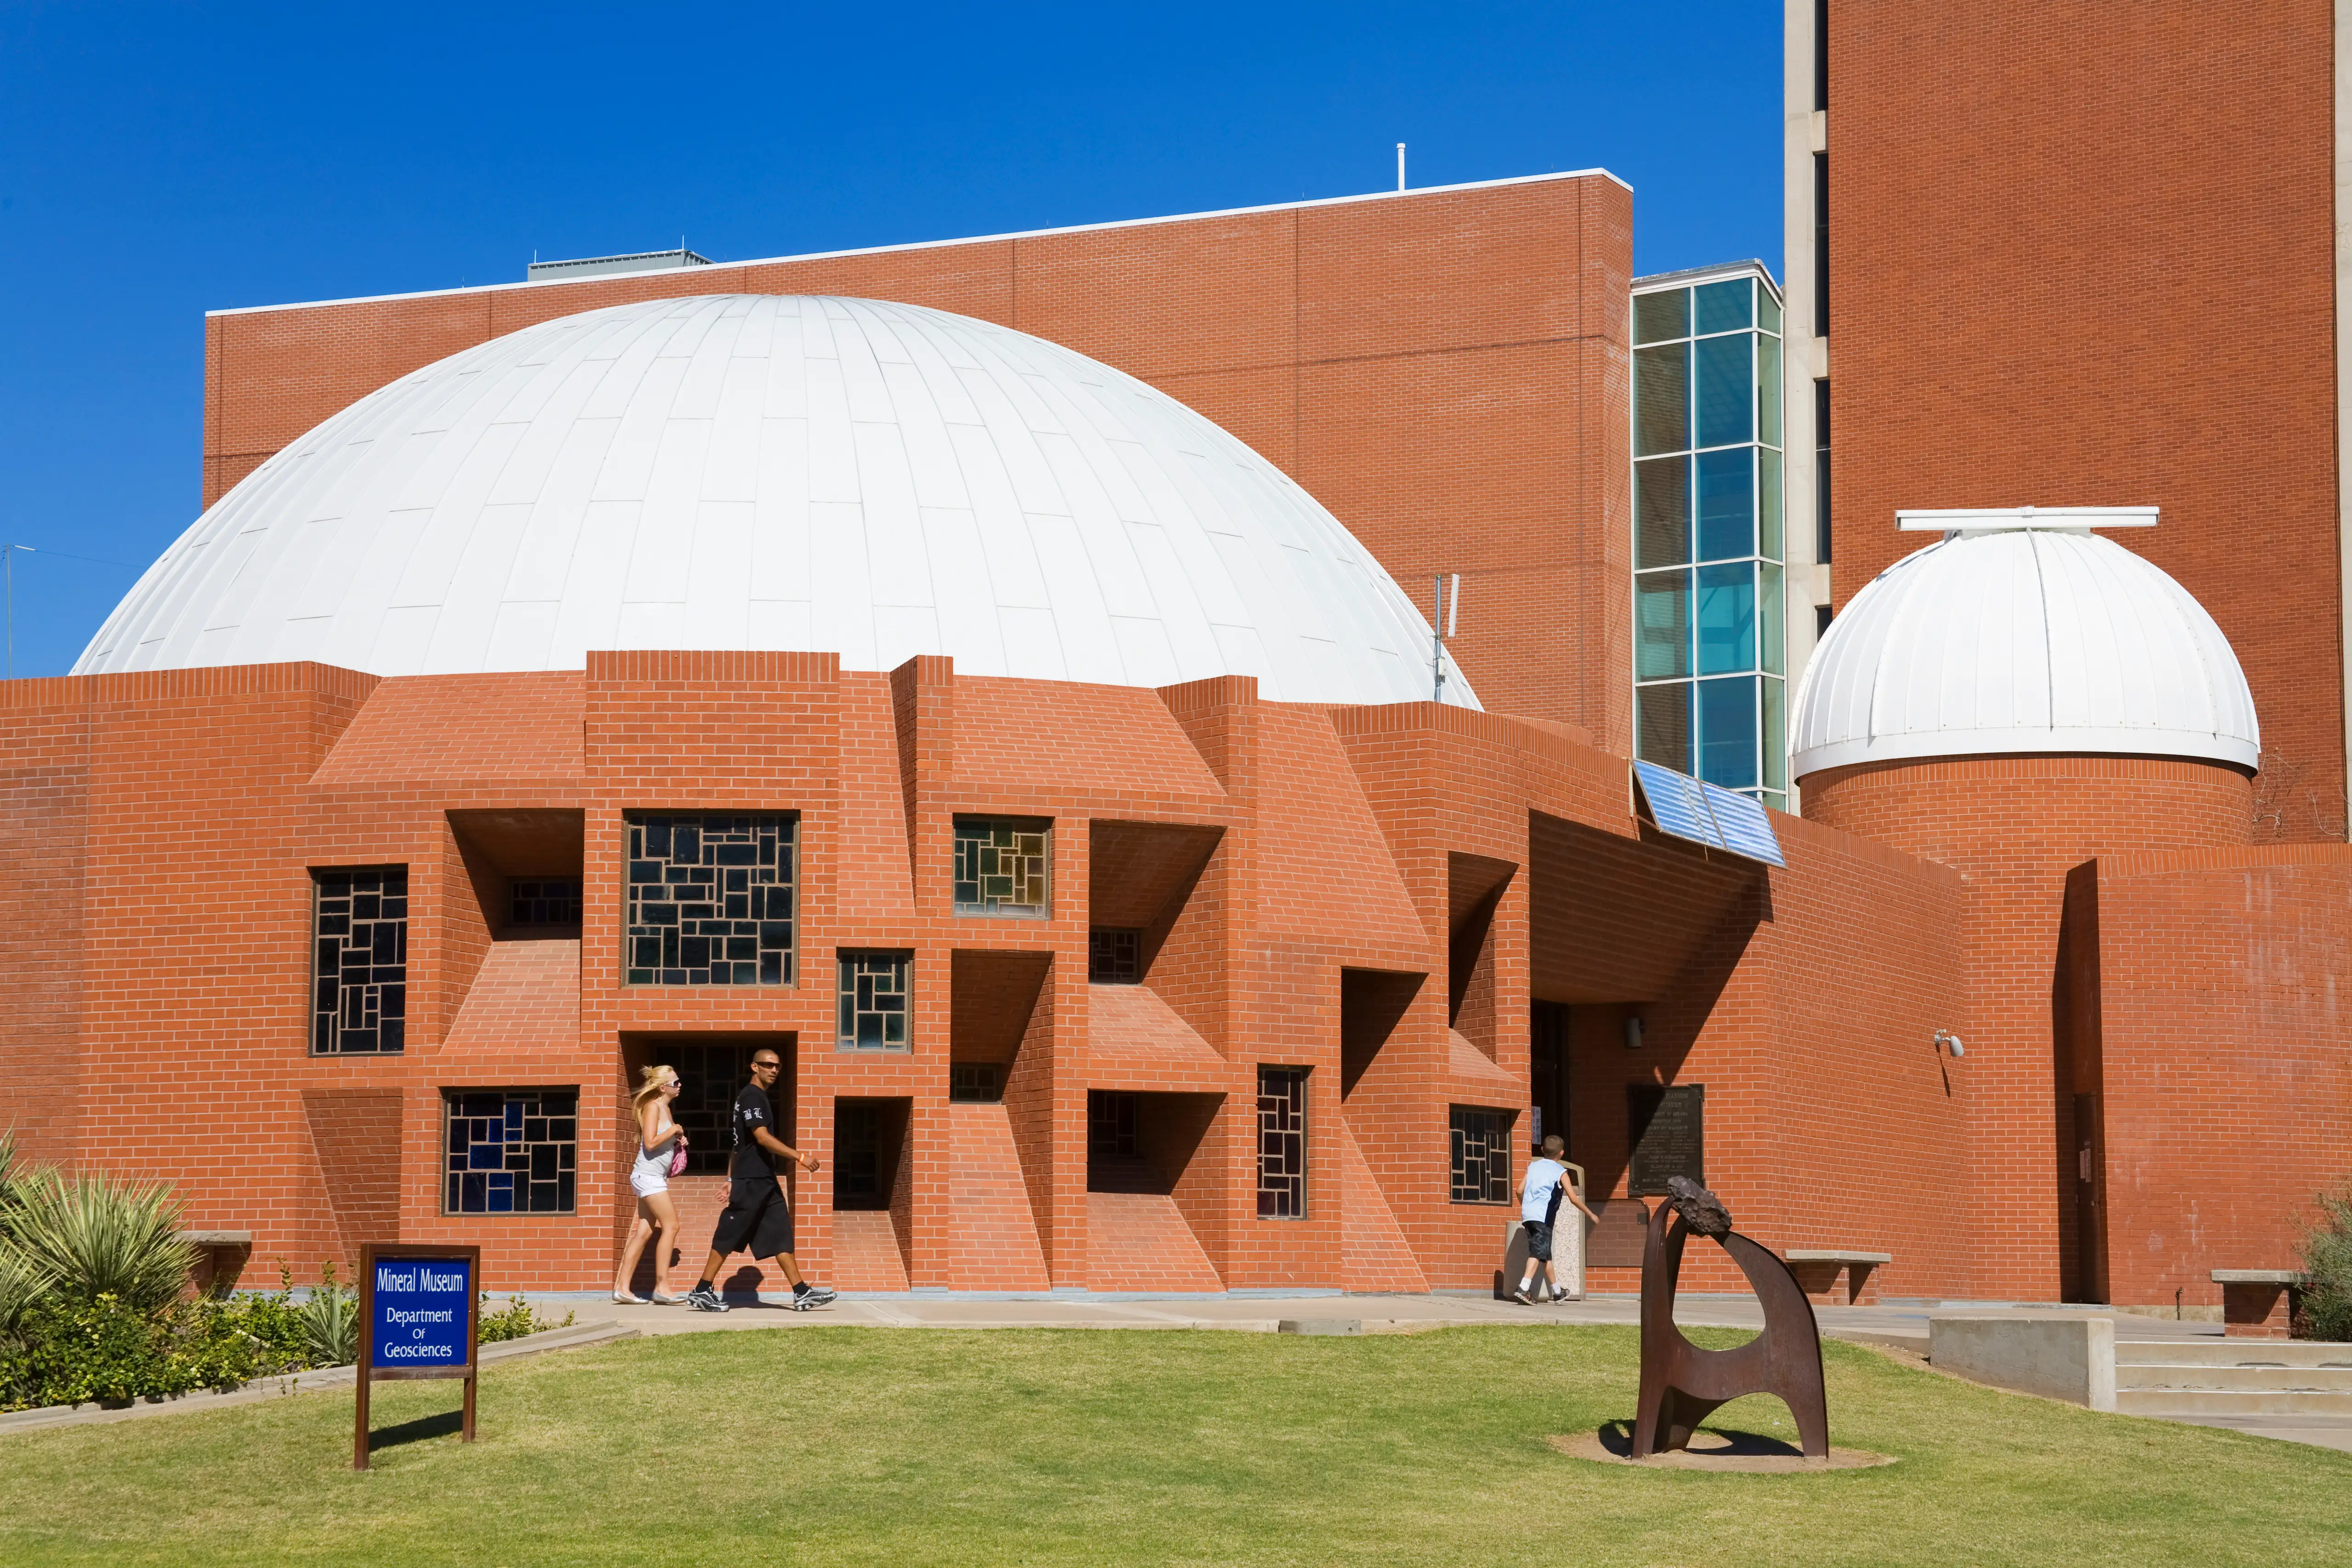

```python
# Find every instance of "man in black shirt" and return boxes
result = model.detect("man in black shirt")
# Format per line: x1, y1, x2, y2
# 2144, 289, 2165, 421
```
686, 1048, 837, 1312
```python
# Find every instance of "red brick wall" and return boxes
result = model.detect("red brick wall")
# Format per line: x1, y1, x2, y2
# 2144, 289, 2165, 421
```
202, 176, 1634, 750
0, 679, 89, 1166
0, 655, 2137, 1302
1804, 754, 2253, 1298
2073, 843, 2352, 1312
1830, 2, 2343, 839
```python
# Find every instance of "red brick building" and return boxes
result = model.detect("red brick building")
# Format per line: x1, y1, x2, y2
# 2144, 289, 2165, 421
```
2, 172, 2345, 1312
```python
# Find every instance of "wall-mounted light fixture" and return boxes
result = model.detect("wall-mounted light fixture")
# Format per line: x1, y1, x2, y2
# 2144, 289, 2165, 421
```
1623, 1015, 1646, 1051
1934, 1030, 1966, 1059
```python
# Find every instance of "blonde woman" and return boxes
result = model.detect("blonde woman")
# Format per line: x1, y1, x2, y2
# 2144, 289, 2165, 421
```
613, 1065, 687, 1304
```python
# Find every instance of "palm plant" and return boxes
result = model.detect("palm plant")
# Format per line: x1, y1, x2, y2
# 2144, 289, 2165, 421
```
4, 1168, 194, 1316
298, 1260, 358, 1366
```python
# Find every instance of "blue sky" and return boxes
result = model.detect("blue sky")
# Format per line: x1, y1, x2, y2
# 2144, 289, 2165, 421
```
0, 1, 1780, 678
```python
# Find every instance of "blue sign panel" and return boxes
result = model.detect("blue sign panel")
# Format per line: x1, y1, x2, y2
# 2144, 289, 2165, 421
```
368, 1254, 473, 1370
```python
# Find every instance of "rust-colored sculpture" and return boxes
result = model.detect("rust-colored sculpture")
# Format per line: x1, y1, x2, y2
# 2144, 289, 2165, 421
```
1633, 1177, 1830, 1459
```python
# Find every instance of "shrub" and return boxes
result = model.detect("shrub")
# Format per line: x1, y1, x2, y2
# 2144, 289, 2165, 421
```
296, 1260, 357, 1368
479, 1293, 574, 1344
4, 1168, 194, 1315
2296, 1184, 2352, 1342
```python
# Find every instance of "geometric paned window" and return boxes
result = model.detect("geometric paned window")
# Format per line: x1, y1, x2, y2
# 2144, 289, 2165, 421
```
625, 814, 796, 987
837, 951, 911, 1051
1088, 1090, 1139, 1160
311, 866, 408, 1056
1089, 926, 1141, 984
952, 816, 1050, 917
653, 1042, 759, 1176
1630, 265, 1787, 811
1449, 1106, 1514, 1205
442, 1088, 577, 1214
1257, 1066, 1307, 1218
949, 1062, 1003, 1103
510, 877, 582, 928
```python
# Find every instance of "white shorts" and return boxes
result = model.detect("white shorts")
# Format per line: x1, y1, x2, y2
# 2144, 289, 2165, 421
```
630, 1155, 669, 1198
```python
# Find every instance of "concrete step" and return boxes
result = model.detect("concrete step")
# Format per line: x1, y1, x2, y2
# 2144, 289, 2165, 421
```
2118, 1364, 2352, 1394
2114, 1340, 2352, 1370
2118, 1387, 2352, 1418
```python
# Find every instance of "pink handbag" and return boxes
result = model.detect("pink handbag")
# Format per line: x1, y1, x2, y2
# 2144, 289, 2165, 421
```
667, 1130, 690, 1177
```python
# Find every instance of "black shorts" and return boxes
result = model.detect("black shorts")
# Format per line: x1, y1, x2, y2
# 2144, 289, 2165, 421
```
711, 1177, 796, 1260
1521, 1220, 1554, 1262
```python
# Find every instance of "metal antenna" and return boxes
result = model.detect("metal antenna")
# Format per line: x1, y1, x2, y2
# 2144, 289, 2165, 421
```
4, 543, 12, 680
1430, 570, 1458, 702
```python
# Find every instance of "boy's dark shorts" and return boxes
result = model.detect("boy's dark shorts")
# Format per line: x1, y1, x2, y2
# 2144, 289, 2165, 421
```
1521, 1220, 1554, 1262
711, 1177, 795, 1259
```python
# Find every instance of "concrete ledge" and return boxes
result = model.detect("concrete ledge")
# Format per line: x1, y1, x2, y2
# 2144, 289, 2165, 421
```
1929, 1314, 2115, 1412
2211, 1269, 2308, 1284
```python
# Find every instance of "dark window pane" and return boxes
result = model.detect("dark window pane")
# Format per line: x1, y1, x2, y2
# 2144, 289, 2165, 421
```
1634, 343, 1688, 458
1637, 684, 1692, 774
1633, 287, 1688, 345
1635, 456, 1690, 570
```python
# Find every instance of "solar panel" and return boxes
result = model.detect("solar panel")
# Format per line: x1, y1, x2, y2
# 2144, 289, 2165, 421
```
1630, 760, 1787, 868
1696, 779, 1787, 867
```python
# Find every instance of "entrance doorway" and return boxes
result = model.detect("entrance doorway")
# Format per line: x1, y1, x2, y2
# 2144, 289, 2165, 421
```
1530, 1002, 1570, 1156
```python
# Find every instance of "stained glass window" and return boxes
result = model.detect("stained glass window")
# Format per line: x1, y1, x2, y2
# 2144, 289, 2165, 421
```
443, 1089, 577, 1214
510, 877, 582, 928
950, 1062, 1002, 1103
1257, 1067, 1307, 1218
625, 814, 795, 986
837, 951, 911, 1050
1449, 1106, 1514, 1205
952, 817, 1050, 917
1088, 1091, 1139, 1159
645, 1042, 759, 1176
1089, 927, 1141, 984
312, 867, 407, 1056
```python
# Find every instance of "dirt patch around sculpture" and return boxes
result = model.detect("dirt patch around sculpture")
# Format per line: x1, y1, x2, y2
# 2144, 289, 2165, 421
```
1551, 1421, 1899, 1473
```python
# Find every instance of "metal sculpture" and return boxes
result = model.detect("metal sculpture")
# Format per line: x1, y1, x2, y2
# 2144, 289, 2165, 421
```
1632, 1176, 1830, 1459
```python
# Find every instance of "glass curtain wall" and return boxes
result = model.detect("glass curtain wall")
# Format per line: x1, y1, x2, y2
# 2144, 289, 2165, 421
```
1632, 269, 1787, 809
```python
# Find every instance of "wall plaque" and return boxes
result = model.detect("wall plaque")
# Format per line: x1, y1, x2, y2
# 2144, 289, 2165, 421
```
1627, 1083, 1704, 1195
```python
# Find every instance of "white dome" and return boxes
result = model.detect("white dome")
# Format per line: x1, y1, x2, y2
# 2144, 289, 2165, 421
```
1790, 527, 2259, 779
79, 294, 1474, 708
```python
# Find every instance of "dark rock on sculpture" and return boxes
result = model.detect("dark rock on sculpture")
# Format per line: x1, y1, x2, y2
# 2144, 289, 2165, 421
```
1665, 1176, 1732, 1237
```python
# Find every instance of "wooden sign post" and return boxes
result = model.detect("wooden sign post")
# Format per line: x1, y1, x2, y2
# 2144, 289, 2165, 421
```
354, 1243, 481, 1471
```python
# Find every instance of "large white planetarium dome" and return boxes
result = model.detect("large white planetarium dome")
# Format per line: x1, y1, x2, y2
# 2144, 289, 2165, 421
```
1789, 521, 2259, 778
78, 294, 1475, 708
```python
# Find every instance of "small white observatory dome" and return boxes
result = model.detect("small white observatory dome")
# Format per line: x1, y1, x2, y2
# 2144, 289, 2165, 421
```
78, 294, 1474, 708
1790, 516, 2259, 779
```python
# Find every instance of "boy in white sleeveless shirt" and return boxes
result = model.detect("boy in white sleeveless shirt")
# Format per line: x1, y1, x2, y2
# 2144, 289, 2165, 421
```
1513, 1134, 1596, 1304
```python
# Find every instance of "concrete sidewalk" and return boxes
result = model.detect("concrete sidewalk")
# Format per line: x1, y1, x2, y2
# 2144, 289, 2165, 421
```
532, 1288, 2226, 1353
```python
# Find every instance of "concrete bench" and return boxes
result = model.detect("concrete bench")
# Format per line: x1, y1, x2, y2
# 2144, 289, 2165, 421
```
1784, 1249, 1893, 1306
2212, 1268, 2307, 1339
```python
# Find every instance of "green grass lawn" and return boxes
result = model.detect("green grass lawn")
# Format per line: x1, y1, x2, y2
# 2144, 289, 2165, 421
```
0, 1325, 2343, 1566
